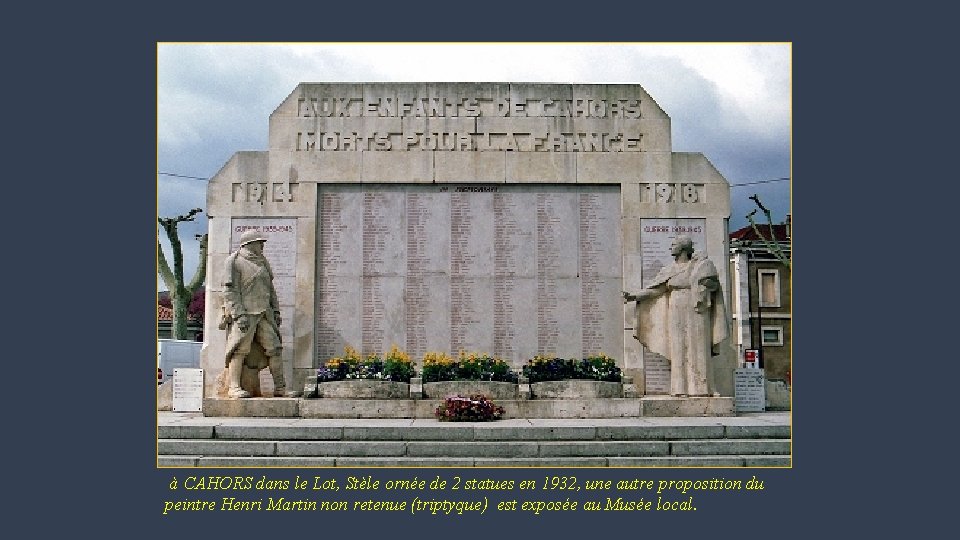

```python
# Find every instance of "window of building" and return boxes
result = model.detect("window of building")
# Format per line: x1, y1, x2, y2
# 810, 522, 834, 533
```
758, 269, 781, 308
761, 326, 784, 346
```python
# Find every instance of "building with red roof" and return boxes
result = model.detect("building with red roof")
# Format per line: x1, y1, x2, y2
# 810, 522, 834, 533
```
729, 215, 792, 391
157, 292, 204, 341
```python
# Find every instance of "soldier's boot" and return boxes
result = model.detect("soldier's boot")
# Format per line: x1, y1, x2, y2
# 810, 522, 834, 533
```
227, 356, 251, 398
269, 357, 301, 397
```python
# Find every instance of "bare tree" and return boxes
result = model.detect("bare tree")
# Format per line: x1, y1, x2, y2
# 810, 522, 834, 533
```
745, 194, 791, 268
158, 208, 208, 339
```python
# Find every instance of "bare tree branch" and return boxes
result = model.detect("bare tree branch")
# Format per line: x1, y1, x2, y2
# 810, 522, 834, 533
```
187, 234, 208, 293
158, 241, 175, 291
745, 195, 791, 268
158, 209, 206, 339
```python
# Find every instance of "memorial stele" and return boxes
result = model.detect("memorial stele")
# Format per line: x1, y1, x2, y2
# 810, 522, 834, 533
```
200, 82, 736, 399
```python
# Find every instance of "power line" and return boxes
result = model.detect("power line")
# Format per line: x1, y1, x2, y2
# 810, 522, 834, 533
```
158, 171, 208, 181
730, 177, 790, 187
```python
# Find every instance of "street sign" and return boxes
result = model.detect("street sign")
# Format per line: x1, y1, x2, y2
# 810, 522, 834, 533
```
744, 349, 760, 369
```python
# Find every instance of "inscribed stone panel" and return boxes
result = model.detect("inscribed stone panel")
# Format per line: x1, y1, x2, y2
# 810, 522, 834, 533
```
315, 184, 622, 367
362, 275, 406, 356
316, 275, 361, 362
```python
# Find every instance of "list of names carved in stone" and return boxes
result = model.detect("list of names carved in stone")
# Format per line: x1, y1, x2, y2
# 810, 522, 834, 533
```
536, 192, 564, 356
316, 184, 622, 366
361, 190, 400, 355
580, 193, 604, 356
450, 191, 493, 354
318, 192, 346, 349
404, 191, 449, 360
493, 192, 536, 361
316, 190, 361, 360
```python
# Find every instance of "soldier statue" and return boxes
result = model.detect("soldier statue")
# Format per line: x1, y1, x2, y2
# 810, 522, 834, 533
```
220, 229, 299, 398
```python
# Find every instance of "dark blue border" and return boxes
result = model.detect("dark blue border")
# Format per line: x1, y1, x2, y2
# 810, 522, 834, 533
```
21, 3, 885, 537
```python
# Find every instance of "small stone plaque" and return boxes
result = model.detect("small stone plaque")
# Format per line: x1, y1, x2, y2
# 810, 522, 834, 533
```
734, 368, 765, 412
173, 368, 204, 412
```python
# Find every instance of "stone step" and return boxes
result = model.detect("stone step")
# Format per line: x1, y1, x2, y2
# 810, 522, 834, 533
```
158, 454, 791, 468
159, 423, 791, 441
157, 412, 791, 467
158, 438, 791, 459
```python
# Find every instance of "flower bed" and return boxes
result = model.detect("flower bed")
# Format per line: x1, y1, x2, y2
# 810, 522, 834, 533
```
435, 395, 504, 422
521, 354, 623, 399
421, 352, 518, 383
312, 345, 415, 398
421, 351, 519, 399
521, 354, 622, 383
317, 345, 416, 383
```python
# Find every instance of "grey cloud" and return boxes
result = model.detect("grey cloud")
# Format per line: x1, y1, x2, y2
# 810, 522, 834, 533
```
157, 45, 790, 291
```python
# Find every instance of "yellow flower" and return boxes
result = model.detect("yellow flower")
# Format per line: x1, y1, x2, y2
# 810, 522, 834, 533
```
387, 344, 411, 363
343, 345, 361, 363
424, 351, 453, 366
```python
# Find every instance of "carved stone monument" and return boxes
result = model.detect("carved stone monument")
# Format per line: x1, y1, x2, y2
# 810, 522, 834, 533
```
624, 235, 729, 396
200, 83, 736, 400
218, 229, 299, 398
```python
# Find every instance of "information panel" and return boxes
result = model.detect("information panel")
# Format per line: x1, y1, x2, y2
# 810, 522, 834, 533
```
735, 368, 766, 412
316, 184, 622, 366
172, 368, 204, 412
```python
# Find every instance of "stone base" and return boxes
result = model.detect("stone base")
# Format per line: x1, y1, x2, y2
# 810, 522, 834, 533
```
214, 364, 277, 398
302, 399, 416, 418
203, 397, 300, 418
422, 381, 518, 400
157, 380, 173, 411
530, 380, 622, 399
314, 380, 410, 399
765, 379, 791, 411
201, 396, 734, 418
640, 396, 734, 417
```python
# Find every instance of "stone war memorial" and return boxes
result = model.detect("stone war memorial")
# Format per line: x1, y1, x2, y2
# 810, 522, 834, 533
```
199, 82, 738, 418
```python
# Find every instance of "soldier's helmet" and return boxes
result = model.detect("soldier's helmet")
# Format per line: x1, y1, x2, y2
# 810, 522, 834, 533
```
239, 229, 268, 247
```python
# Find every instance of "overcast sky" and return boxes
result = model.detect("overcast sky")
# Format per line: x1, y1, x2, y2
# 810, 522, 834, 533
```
158, 43, 790, 291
